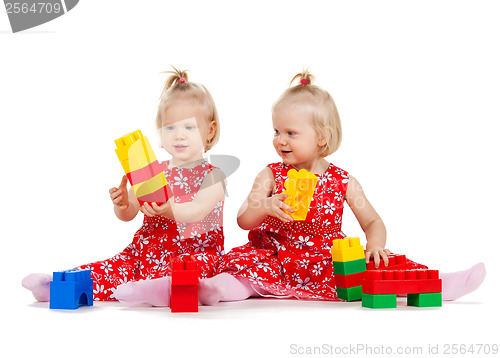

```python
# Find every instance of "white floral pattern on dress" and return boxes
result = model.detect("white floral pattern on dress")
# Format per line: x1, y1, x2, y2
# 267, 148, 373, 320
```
74, 161, 225, 301
217, 162, 349, 301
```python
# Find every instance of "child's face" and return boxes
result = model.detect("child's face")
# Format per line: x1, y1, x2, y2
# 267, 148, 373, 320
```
272, 108, 325, 169
161, 103, 215, 166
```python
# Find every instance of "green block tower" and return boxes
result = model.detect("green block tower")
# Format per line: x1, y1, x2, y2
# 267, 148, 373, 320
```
331, 237, 366, 301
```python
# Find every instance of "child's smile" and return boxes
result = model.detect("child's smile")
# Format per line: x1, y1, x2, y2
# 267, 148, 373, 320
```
173, 144, 188, 152
272, 109, 325, 172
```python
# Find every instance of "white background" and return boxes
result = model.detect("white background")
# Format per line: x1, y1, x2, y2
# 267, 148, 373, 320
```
1, 1, 499, 357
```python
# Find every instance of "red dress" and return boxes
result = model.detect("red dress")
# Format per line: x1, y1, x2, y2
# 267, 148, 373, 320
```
75, 160, 225, 301
217, 162, 424, 301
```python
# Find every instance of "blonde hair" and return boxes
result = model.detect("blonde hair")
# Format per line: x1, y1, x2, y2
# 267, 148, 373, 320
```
272, 69, 342, 157
155, 66, 220, 152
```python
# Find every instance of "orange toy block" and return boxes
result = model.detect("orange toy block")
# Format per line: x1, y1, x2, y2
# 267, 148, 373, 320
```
283, 168, 318, 220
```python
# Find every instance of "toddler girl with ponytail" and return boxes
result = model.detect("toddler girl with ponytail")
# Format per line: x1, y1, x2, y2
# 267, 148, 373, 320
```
22, 67, 227, 306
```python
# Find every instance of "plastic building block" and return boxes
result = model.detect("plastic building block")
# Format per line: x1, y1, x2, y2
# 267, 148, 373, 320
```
170, 255, 199, 313
333, 258, 367, 276
362, 293, 397, 309
362, 269, 442, 295
366, 254, 418, 271
361, 269, 442, 309
115, 130, 172, 205
331, 237, 365, 262
331, 237, 367, 301
283, 169, 318, 220
335, 271, 365, 288
50, 269, 93, 310
407, 292, 442, 307
337, 286, 362, 301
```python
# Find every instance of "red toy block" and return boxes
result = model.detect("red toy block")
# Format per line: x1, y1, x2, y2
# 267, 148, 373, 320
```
170, 255, 199, 313
171, 269, 199, 285
366, 254, 419, 271
362, 269, 442, 295
335, 271, 365, 288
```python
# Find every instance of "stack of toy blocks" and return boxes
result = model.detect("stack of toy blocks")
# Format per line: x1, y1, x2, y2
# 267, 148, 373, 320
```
50, 269, 93, 310
115, 129, 172, 205
170, 255, 200, 313
331, 237, 366, 301
362, 269, 442, 309
283, 168, 318, 220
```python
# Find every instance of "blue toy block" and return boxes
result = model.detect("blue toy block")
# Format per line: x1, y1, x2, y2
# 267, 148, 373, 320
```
50, 269, 94, 310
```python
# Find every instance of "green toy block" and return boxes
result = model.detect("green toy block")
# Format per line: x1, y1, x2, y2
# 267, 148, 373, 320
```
362, 293, 397, 309
332, 258, 366, 275
337, 286, 362, 301
407, 292, 442, 307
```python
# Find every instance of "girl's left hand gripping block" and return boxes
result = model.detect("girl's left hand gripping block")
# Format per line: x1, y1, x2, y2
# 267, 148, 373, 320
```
115, 130, 173, 205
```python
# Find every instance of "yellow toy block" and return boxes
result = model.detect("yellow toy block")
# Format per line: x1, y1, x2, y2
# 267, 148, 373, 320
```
133, 171, 168, 198
331, 237, 365, 262
115, 130, 157, 174
115, 129, 170, 204
283, 168, 318, 221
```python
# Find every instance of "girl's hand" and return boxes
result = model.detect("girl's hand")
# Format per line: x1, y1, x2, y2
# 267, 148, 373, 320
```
109, 175, 129, 209
265, 193, 294, 222
140, 202, 170, 217
365, 246, 391, 269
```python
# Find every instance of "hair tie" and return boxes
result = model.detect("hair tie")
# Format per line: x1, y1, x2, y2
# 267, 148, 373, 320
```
300, 78, 308, 85
179, 77, 186, 83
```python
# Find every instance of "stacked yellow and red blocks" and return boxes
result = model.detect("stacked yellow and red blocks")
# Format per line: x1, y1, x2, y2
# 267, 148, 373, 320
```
115, 130, 172, 205
331, 238, 443, 308
331, 237, 366, 301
